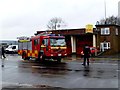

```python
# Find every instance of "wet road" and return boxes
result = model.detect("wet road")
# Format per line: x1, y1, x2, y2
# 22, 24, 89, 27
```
0, 54, 119, 89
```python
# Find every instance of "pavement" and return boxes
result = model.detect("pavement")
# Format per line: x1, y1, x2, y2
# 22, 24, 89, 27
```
63, 53, 120, 62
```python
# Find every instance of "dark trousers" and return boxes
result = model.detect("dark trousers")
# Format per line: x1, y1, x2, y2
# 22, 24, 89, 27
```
83, 56, 89, 66
2, 53, 6, 58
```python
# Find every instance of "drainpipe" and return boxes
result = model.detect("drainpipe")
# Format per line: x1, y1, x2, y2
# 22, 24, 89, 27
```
71, 36, 76, 54
93, 34, 97, 56
93, 34, 96, 47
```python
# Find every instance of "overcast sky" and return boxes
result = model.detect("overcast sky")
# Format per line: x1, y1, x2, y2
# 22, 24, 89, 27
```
0, 0, 119, 40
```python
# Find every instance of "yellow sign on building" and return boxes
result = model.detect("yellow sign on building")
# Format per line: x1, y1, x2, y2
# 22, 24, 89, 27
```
85, 24, 93, 33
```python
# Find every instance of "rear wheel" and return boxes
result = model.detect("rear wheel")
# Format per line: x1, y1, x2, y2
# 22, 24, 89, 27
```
37, 52, 45, 62
57, 58, 61, 63
22, 52, 27, 60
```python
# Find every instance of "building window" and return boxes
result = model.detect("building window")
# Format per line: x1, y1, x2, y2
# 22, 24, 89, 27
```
116, 28, 118, 35
101, 28, 110, 35
100, 42, 110, 51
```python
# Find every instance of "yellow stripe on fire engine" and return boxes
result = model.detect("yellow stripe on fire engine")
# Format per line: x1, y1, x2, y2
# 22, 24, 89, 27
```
32, 53, 35, 57
18, 51, 20, 54
18, 50, 21, 54
35, 50, 38, 54
51, 47, 67, 49
30, 50, 32, 53
18, 50, 22, 55
31, 50, 38, 57
41, 45, 46, 48
28, 53, 30, 57
27, 50, 32, 57
19, 40, 30, 42
60, 47, 67, 49
51, 47, 59, 49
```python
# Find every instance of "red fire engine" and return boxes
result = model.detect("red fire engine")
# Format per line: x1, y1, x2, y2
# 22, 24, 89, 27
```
18, 32, 67, 62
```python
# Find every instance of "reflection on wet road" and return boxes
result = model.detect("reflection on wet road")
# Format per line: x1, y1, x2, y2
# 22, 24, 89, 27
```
1, 54, 118, 88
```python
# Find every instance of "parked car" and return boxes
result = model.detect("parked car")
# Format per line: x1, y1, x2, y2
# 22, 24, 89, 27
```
5, 45, 18, 54
81, 47, 98, 57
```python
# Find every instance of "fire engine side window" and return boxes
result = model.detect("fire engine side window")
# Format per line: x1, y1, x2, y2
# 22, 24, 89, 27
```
42, 40, 45, 45
38, 39, 40, 44
28, 41, 32, 50
34, 40, 37, 45
44, 39, 48, 46
34, 39, 39, 46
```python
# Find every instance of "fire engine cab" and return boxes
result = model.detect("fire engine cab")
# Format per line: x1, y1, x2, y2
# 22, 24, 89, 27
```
18, 32, 67, 62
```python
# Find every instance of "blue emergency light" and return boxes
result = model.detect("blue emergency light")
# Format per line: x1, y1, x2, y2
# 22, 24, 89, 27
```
48, 34, 55, 36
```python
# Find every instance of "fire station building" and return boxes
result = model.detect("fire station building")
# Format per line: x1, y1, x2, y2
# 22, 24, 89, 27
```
35, 24, 120, 56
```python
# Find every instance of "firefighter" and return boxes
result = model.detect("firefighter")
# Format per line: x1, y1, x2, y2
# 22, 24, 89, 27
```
1, 46, 6, 59
82, 44, 91, 66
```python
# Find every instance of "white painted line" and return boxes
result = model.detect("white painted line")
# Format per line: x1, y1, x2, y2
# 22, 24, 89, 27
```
91, 63, 118, 66
116, 70, 120, 72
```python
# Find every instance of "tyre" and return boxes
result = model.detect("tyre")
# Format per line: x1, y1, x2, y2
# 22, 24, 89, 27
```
26, 57, 30, 60
57, 58, 61, 63
22, 52, 27, 60
37, 52, 45, 62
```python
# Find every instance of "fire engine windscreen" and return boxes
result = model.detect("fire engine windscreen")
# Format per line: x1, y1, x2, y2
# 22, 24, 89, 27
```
50, 38, 66, 46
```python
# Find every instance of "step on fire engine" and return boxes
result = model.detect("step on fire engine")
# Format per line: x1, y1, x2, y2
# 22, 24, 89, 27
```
18, 32, 67, 62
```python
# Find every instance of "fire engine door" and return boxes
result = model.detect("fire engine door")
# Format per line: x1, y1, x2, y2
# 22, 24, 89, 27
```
41, 39, 49, 54
33, 39, 40, 56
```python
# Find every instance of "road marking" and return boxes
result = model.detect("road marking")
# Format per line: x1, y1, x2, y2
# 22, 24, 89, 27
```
32, 66, 43, 68
116, 70, 120, 72
2, 82, 33, 88
92, 63, 118, 66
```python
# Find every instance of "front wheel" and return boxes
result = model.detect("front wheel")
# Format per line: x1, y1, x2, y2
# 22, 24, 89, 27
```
37, 52, 45, 62
22, 52, 27, 60
57, 58, 61, 63
22, 52, 26, 60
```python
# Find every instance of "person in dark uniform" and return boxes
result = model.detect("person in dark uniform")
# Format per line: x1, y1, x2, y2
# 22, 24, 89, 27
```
1, 46, 6, 58
82, 44, 91, 66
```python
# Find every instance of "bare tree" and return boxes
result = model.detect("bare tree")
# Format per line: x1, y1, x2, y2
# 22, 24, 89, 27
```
47, 17, 66, 30
118, 17, 120, 25
98, 16, 120, 25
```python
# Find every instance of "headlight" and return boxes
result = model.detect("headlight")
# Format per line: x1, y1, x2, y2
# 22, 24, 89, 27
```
65, 54, 67, 56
